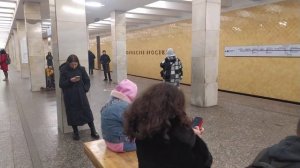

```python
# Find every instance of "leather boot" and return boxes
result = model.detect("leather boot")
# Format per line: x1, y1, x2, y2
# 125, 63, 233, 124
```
88, 122, 100, 139
73, 132, 80, 141
72, 125, 80, 140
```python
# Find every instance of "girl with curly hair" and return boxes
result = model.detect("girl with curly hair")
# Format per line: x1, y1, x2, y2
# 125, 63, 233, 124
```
124, 83, 212, 168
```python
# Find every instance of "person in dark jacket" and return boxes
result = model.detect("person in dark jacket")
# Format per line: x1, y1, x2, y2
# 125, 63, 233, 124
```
59, 54, 99, 140
99, 50, 112, 81
160, 48, 183, 87
88, 50, 96, 75
247, 119, 300, 168
124, 83, 212, 168
46, 52, 53, 68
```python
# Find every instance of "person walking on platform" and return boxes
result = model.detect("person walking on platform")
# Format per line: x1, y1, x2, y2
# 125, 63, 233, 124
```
100, 50, 112, 81
46, 52, 53, 68
0, 49, 9, 81
160, 48, 183, 87
88, 50, 95, 75
59, 54, 99, 140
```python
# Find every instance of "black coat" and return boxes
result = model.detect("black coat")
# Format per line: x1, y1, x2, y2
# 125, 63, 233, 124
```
59, 64, 94, 126
248, 136, 300, 168
88, 51, 96, 68
99, 54, 111, 65
46, 54, 53, 67
136, 125, 212, 168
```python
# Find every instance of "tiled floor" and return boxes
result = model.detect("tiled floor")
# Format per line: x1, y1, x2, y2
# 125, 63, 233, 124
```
0, 68, 299, 168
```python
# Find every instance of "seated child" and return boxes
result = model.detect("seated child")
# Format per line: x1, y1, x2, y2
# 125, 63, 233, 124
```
101, 79, 138, 152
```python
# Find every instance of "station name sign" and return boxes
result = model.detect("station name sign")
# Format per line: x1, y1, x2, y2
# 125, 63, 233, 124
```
126, 50, 165, 55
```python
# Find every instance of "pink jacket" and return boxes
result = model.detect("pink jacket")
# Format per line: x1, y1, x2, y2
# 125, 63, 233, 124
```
0, 54, 8, 71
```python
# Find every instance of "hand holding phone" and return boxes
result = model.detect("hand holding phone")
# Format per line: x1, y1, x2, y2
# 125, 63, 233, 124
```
70, 76, 80, 82
192, 117, 204, 137
192, 117, 203, 128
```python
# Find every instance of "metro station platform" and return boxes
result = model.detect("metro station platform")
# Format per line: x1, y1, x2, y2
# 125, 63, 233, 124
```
0, 68, 299, 168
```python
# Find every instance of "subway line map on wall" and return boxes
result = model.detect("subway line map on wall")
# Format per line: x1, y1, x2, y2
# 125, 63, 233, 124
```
224, 44, 300, 57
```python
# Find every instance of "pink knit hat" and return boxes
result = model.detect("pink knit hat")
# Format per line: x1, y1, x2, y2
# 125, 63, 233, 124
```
113, 79, 138, 102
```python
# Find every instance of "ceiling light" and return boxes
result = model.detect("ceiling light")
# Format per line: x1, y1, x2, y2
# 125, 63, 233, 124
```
146, 1, 169, 8
103, 18, 111, 21
72, 0, 85, 5
0, 13, 14, 17
0, 18, 13, 21
0, 23, 11, 26
0, 24, 11, 27
128, 8, 149, 14
62, 6, 85, 15
95, 20, 111, 25
0, 8, 15, 13
85, 2, 103, 7
0, 21, 12, 24
0, 28, 10, 31
42, 22, 51, 25
0, 2, 16, 8
72, 0, 104, 7
89, 23, 108, 27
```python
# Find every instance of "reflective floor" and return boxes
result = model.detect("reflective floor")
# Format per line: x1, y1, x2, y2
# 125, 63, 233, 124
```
0, 68, 299, 168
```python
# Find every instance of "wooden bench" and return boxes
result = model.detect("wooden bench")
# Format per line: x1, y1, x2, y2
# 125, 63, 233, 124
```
84, 139, 138, 168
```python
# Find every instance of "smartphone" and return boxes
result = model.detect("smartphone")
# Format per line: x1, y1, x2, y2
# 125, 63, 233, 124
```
192, 117, 203, 128
75, 76, 80, 79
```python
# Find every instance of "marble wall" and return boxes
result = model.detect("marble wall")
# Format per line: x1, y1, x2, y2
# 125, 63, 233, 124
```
219, 0, 300, 102
24, 2, 45, 91
50, 0, 89, 133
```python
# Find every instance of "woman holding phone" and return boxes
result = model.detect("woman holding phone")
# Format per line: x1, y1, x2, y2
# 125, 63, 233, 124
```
59, 54, 99, 140
124, 83, 212, 168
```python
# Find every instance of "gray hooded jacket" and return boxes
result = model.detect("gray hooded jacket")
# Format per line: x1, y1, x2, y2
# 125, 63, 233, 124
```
248, 136, 300, 168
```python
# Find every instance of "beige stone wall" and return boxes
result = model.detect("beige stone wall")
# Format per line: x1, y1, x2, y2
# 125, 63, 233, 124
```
91, 0, 300, 102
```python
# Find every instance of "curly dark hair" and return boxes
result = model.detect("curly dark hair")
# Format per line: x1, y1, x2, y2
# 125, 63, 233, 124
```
124, 83, 191, 141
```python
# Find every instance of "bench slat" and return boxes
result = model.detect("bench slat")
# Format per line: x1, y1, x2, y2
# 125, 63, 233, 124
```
84, 140, 138, 168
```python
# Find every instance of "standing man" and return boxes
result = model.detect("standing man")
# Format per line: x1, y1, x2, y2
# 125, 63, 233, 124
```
88, 50, 96, 75
100, 50, 112, 81
46, 52, 53, 68
160, 48, 183, 87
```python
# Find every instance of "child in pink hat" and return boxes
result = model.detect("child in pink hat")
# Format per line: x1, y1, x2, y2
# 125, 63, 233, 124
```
101, 79, 138, 152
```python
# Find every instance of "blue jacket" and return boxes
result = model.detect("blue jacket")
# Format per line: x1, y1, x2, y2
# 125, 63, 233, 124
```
101, 96, 129, 143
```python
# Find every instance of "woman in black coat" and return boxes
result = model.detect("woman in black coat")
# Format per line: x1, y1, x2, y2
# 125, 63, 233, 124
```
59, 54, 99, 140
124, 83, 212, 168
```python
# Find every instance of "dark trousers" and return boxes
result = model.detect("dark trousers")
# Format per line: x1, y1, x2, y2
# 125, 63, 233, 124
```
102, 64, 111, 80
89, 67, 93, 75
72, 122, 97, 134
88, 64, 94, 75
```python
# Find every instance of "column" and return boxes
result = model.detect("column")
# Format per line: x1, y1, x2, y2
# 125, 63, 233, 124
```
43, 38, 49, 56
24, 2, 45, 91
96, 36, 101, 69
111, 11, 127, 83
191, 0, 221, 107
16, 20, 30, 78
49, 0, 89, 133
13, 29, 21, 71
